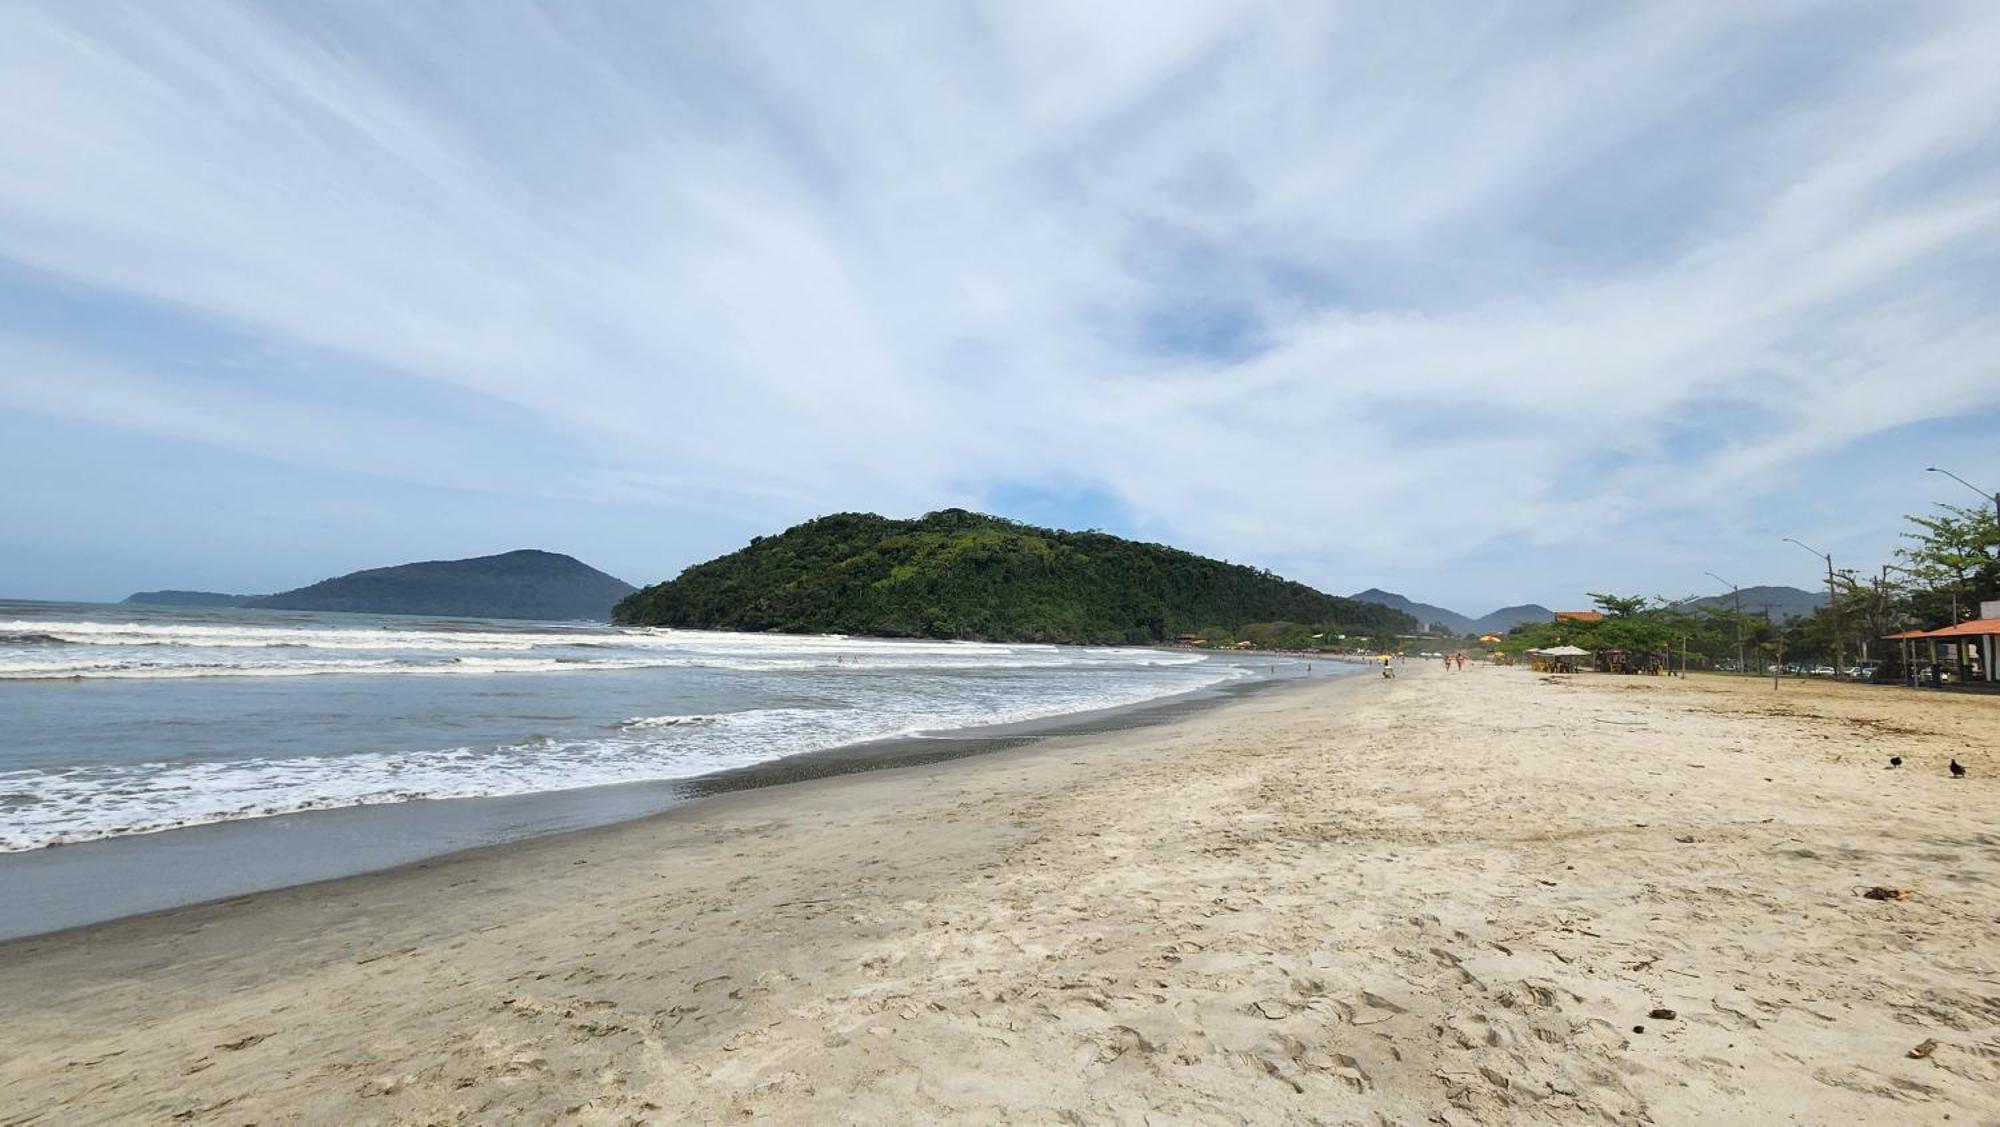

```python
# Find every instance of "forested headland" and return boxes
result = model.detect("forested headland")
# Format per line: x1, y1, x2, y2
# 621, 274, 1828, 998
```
614, 510, 1417, 645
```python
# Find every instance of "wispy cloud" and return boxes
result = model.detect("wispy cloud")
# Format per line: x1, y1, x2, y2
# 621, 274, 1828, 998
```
2, 1, 1997, 607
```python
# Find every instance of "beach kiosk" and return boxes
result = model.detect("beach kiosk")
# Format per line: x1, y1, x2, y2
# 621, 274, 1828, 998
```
1882, 619, 1998, 687
1926, 618, 1998, 684
1888, 619, 1984, 683
1881, 627, 1931, 686
1593, 647, 1667, 675
1529, 644, 1590, 673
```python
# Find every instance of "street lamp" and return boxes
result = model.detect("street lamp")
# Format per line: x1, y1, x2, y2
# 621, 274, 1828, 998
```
1704, 570, 1745, 675
1926, 466, 2000, 530
1784, 537, 1843, 677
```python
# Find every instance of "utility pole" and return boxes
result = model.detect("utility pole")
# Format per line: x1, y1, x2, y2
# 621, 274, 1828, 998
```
1785, 538, 1842, 677
1881, 563, 1919, 687
1705, 571, 1743, 676
1758, 603, 1780, 687
1867, 565, 1889, 665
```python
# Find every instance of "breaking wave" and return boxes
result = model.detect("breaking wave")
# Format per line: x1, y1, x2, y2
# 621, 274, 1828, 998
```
0, 604, 1276, 851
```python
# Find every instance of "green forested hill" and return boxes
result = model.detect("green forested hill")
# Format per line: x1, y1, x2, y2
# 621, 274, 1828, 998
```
614, 510, 1417, 644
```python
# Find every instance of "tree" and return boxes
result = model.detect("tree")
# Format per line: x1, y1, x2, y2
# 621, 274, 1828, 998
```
1587, 593, 1651, 618
1896, 503, 1999, 625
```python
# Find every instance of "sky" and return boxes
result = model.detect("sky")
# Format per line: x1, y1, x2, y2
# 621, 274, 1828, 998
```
3, 1, 1998, 616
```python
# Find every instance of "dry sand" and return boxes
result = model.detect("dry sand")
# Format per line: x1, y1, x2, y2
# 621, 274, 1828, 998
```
3, 664, 1997, 1125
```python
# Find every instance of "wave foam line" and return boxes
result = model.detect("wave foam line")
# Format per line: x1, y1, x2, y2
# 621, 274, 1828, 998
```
0, 665, 1249, 850
0, 650, 1220, 681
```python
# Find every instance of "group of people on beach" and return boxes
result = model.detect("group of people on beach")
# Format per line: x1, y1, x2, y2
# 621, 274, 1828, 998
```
1381, 651, 1475, 678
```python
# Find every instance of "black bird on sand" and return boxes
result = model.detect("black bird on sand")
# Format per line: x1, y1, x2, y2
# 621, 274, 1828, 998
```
1949, 759, 1966, 778
1889, 756, 1902, 768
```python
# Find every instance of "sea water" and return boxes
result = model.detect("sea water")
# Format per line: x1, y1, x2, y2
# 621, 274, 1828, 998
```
0, 600, 1283, 853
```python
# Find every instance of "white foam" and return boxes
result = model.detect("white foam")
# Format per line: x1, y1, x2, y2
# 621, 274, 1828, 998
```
0, 619, 1206, 681
618, 714, 724, 730
0, 662, 1252, 851
0, 609, 1271, 850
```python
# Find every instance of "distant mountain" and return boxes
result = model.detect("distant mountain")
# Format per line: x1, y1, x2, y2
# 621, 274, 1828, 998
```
1472, 604, 1556, 634
122, 590, 260, 608
1348, 589, 1474, 634
248, 550, 636, 621
1684, 585, 1826, 621
1348, 589, 1556, 636
616, 510, 1418, 644
1348, 583, 1829, 636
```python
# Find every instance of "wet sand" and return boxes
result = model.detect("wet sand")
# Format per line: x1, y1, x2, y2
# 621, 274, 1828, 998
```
3, 664, 1997, 1123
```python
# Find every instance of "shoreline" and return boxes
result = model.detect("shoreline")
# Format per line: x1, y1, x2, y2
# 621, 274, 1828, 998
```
0, 670, 1380, 987
6, 665, 1994, 1122
0, 663, 1342, 941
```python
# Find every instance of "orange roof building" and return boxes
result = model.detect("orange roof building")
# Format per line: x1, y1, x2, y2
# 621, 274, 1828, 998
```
1554, 610, 1604, 624
1882, 618, 1998, 684
1913, 617, 2000, 638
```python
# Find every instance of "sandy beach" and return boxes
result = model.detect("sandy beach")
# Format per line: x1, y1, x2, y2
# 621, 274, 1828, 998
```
4, 663, 1997, 1125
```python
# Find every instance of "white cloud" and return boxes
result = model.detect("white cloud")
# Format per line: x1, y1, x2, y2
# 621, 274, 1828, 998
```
2, 1, 1998, 608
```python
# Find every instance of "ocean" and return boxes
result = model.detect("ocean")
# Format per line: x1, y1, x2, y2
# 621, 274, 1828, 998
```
0, 601, 1337, 935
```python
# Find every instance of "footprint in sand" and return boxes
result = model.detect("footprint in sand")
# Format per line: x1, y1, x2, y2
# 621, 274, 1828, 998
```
1811, 1064, 1943, 1102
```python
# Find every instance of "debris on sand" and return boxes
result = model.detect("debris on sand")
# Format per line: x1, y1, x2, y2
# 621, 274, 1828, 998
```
1859, 886, 1909, 901
1648, 1008, 1677, 1021
1908, 1038, 1938, 1059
